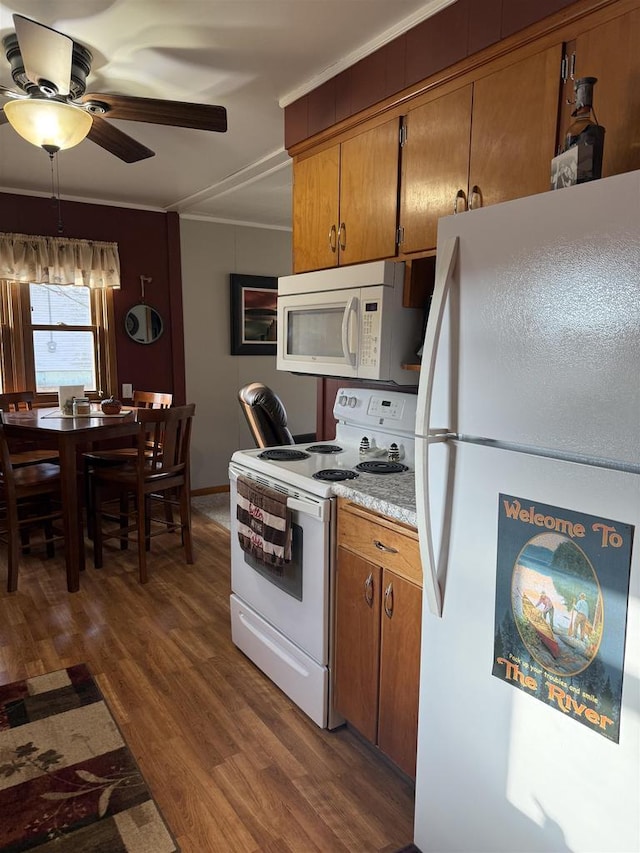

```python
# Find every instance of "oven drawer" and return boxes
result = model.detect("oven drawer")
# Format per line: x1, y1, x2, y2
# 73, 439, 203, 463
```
337, 499, 422, 586
230, 594, 329, 728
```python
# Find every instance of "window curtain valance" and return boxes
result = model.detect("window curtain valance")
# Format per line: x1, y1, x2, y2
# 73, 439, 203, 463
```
0, 232, 120, 289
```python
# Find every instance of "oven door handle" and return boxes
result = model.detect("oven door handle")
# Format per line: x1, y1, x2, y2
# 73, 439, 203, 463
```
287, 496, 329, 522
229, 465, 329, 522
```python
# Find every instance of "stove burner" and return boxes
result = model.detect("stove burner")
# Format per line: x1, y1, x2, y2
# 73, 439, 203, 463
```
355, 460, 409, 474
312, 469, 360, 482
258, 449, 310, 462
306, 444, 343, 454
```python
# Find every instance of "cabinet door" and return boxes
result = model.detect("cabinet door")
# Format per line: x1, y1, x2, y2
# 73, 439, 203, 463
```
573, 9, 640, 178
400, 85, 473, 254
292, 145, 340, 273
469, 44, 563, 208
339, 118, 400, 265
333, 547, 381, 742
378, 570, 422, 778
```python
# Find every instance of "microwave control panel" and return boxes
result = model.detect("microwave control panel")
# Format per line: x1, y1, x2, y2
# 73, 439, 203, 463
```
359, 300, 382, 368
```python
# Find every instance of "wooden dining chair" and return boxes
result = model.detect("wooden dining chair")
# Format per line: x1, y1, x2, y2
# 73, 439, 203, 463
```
84, 390, 173, 466
82, 391, 173, 534
0, 391, 60, 467
0, 423, 64, 592
132, 390, 173, 409
88, 404, 195, 583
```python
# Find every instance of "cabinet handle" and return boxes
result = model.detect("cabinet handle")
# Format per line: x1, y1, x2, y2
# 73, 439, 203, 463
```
364, 572, 374, 607
329, 224, 337, 253
338, 222, 346, 251
384, 582, 394, 619
453, 189, 467, 214
374, 539, 398, 554
469, 185, 482, 210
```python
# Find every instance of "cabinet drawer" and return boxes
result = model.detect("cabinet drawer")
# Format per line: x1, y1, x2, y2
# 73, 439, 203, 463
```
338, 501, 422, 586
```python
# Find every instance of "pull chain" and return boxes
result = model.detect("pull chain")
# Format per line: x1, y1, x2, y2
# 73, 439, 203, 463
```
49, 151, 64, 235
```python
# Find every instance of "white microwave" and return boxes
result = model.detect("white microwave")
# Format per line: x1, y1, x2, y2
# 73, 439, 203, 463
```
277, 261, 422, 385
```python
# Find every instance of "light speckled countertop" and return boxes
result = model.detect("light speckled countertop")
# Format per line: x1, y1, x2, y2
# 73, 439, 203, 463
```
330, 472, 417, 528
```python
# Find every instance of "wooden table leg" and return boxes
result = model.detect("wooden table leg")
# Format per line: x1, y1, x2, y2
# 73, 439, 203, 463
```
58, 438, 84, 592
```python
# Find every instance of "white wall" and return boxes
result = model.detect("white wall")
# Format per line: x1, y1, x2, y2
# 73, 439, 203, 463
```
180, 219, 317, 491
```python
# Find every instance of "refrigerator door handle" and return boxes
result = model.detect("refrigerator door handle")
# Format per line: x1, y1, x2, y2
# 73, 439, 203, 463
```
415, 236, 459, 618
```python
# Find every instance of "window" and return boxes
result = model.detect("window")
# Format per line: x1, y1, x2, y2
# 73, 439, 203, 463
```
0, 280, 117, 401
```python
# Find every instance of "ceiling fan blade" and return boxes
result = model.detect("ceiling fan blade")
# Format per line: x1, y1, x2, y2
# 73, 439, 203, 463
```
14, 14, 73, 96
87, 115, 155, 163
0, 111, 8, 126
81, 93, 227, 132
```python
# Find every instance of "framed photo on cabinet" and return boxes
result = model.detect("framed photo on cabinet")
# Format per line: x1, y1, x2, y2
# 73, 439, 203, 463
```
230, 274, 278, 355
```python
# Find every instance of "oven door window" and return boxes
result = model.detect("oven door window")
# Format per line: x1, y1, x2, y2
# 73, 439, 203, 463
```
242, 523, 303, 600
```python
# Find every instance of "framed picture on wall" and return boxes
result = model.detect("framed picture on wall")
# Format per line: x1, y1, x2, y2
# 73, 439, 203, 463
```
230, 274, 278, 355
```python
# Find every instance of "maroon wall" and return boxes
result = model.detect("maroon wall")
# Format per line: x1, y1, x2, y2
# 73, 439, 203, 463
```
0, 192, 185, 404
285, 0, 581, 148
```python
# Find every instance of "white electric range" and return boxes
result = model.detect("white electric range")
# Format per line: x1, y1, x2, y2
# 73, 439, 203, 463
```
228, 387, 418, 728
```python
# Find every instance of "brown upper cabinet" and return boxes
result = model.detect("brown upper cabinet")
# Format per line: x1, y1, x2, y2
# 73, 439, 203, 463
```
467, 44, 563, 210
290, 0, 640, 275
398, 85, 473, 255
292, 117, 401, 273
398, 45, 562, 255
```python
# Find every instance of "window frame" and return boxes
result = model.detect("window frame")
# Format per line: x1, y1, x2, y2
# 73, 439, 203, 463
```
0, 280, 118, 404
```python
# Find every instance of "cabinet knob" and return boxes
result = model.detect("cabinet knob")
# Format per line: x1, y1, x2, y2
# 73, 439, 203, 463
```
338, 222, 346, 251
329, 224, 337, 252
469, 185, 483, 210
384, 582, 394, 619
453, 189, 467, 214
364, 572, 374, 607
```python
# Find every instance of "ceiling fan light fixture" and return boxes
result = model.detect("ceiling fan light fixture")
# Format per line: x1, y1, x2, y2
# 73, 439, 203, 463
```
4, 98, 92, 151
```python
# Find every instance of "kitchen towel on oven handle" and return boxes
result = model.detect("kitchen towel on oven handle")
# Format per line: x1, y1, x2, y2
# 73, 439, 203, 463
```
236, 475, 292, 568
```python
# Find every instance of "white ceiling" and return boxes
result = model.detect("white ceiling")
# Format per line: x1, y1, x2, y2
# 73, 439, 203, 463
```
0, 0, 453, 230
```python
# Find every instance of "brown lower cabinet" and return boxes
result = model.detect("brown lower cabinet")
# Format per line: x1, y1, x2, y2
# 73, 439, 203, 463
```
333, 501, 422, 778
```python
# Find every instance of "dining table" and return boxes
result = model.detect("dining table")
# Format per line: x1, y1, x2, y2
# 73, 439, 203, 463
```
2, 405, 140, 592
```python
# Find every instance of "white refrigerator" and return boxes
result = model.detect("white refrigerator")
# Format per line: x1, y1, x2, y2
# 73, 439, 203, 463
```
414, 171, 640, 853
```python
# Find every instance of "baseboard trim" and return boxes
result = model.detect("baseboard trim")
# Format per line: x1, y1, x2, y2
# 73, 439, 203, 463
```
191, 485, 230, 497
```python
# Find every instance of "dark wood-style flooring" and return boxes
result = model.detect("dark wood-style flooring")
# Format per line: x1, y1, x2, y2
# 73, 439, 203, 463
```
0, 510, 415, 852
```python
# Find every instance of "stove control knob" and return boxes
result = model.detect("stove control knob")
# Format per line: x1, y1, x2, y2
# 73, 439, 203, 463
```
338, 394, 348, 407
388, 443, 400, 461
348, 396, 357, 408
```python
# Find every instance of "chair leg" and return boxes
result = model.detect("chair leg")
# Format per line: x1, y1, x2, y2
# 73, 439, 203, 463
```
44, 524, 55, 559
7, 520, 20, 592
119, 494, 129, 550
137, 487, 148, 584
92, 480, 104, 570
84, 458, 94, 539
20, 527, 30, 555
163, 490, 175, 531
179, 486, 194, 564
144, 495, 152, 551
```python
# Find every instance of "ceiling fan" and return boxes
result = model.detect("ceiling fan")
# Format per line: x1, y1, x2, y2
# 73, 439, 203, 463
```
0, 14, 227, 162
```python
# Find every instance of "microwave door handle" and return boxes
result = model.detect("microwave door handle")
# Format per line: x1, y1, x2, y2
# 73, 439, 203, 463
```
341, 297, 358, 366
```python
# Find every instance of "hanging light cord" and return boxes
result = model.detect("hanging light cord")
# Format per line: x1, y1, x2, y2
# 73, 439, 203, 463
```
49, 152, 64, 235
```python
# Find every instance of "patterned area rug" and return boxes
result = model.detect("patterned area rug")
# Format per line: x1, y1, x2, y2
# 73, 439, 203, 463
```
0, 664, 178, 852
